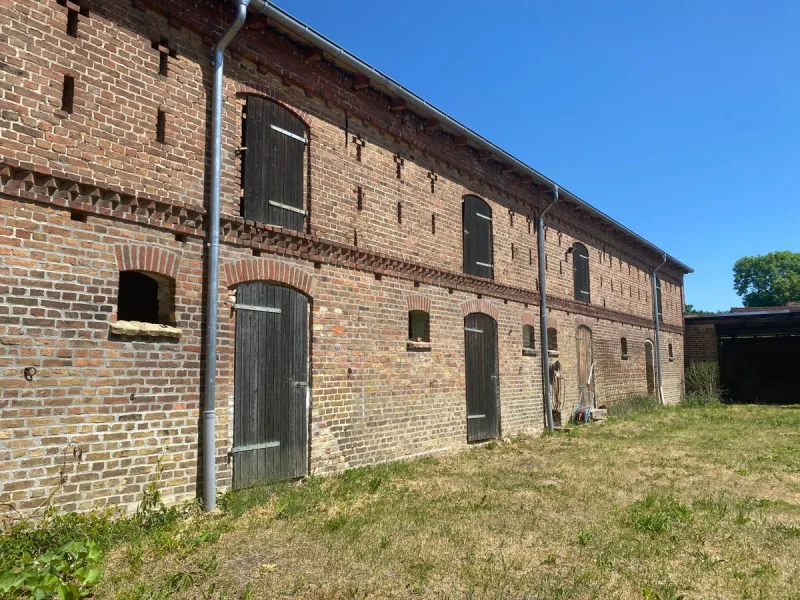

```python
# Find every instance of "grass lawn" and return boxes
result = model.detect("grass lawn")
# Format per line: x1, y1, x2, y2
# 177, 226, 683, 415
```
92, 405, 800, 598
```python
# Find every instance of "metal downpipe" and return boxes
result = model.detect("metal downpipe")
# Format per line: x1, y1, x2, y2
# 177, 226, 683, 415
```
538, 187, 559, 432
244, 1, 691, 276
651, 253, 667, 404
203, 0, 249, 512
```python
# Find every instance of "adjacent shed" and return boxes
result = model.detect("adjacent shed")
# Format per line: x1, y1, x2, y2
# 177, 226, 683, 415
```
685, 303, 800, 403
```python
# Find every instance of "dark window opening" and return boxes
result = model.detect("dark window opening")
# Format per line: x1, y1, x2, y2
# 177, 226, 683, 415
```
668, 343, 674, 360
241, 95, 307, 231
431, 213, 436, 234
523, 324, 535, 351
462, 195, 493, 279
61, 75, 75, 113
397, 202, 402, 224
621, 337, 628, 359
356, 187, 363, 211
547, 327, 558, 352
573, 242, 590, 303
156, 109, 166, 143
408, 310, 430, 342
117, 271, 174, 325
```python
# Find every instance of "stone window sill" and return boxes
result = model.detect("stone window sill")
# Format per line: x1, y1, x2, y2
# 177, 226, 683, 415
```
669, 357, 674, 362
522, 348, 538, 357
110, 321, 182, 339
621, 354, 629, 360
548, 350, 559, 358
407, 340, 431, 352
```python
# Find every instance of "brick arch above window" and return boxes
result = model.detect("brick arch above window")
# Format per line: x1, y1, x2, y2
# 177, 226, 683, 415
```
522, 312, 537, 327
460, 298, 498, 321
223, 258, 315, 297
234, 82, 313, 129
406, 294, 431, 314
114, 244, 181, 281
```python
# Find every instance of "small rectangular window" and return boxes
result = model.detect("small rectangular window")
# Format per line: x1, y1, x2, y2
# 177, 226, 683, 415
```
621, 337, 628, 359
118, 271, 174, 325
408, 310, 430, 343
61, 75, 75, 113
547, 327, 558, 352
66, 9, 79, 37
523, 325, 535, 355
668, 343, 674, 360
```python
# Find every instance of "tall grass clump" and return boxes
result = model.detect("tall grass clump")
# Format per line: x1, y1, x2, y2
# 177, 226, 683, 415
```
682, 361, 722, 406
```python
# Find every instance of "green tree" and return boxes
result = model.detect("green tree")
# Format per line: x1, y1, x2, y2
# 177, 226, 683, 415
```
685, 304, 714, 316
733, 251, 800, 307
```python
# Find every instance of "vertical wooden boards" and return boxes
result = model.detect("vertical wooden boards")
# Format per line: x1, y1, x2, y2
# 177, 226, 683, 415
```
573, 243, 590, 303
464, 312, 499, 442
462, 195, 493, 280
645, 341, 656, 396
242, 96, 306, 230
233, 282, 308, 489
575, 326, 593, 407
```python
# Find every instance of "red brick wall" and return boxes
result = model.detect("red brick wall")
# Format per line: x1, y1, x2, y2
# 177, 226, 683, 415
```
0, 0, 687, 512
684, 320, 718, 365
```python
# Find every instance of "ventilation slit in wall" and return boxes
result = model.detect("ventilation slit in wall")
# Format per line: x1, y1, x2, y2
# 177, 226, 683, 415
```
156, 109, 166, 143
356, 187, 363, 211
511, 243, 515, 260
66, 9, 79, 36
61, 75, 75, 113
397, 202, 402, 224
431, 213, 436, 234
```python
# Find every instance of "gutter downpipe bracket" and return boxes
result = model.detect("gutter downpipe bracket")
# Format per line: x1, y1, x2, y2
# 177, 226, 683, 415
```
652, 253, 667, 405
539, 186, 558, 432
203, 0, 250, 512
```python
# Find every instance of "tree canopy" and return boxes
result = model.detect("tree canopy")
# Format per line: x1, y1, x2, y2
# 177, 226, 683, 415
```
733, 251, 800, 307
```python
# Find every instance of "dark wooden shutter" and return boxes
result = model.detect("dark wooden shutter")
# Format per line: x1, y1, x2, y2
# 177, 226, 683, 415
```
462, 195, 493, 279
655, 278, 663, 321
573, 243, 590, 303
242, 96, 306, 231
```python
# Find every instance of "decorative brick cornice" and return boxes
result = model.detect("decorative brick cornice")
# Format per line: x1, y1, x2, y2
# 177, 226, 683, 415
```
0, 161, 682, 336
406, 294, 431, 314
115, 244, 181, 280
223, 258, 315, 297
460, 299, 499, 321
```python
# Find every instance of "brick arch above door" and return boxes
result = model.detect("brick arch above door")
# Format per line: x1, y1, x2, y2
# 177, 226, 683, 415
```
460, 298, 498, 321
223, 258, 315, 297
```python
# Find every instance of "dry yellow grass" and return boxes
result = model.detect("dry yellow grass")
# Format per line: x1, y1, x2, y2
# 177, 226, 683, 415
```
99, 404, 800, 599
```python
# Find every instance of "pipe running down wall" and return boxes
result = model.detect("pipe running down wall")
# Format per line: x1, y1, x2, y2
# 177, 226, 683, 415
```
538, 187, 559, 432
204, 0, 250, 512
244, 0, 691, 276
652, 254, 667, 404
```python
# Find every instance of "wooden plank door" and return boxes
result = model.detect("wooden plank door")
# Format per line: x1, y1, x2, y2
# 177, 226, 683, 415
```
464, 313, 499, 442
575, 326, 593, 407
233, 282, 308, 489
645, 340, 655, 396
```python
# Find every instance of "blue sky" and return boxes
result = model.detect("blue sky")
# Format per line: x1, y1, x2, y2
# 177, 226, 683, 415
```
280, 1, 800, 311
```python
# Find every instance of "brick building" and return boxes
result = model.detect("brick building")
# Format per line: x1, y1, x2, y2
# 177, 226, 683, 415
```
0, 0, 691, 513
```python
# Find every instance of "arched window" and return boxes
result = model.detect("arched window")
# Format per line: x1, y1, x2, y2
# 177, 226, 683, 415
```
522, 324, 535, 354
655, 278, 663, 321
573, 242, 590, 303
117, 271, 175, 325
547, 327, 558, 353
241, 96, 307, 231
462, 195, 493, 279
408, 310, 430, 342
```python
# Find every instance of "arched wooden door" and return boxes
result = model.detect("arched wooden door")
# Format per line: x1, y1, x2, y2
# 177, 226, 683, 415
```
645, 340, 656, 396
233, 282, 309, 488
575, 326, 594, 407
464, 313, 499, 442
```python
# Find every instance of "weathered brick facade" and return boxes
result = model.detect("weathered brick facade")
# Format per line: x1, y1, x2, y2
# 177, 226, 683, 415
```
0, 0, 690, 513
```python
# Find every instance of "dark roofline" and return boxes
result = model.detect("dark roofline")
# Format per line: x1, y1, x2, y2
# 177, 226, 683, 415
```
686, 309, 800, 321
244, 0, 693, 275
